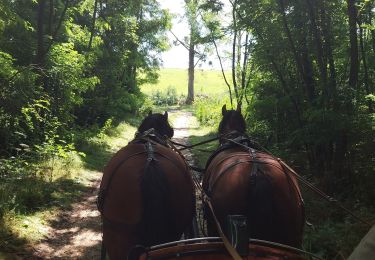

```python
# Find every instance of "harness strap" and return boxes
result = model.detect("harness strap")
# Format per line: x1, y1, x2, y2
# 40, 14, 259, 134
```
208, 158, 282, 194
249, 148, 258, 187
277, 158, 371, 227
204, 197, 243, 260
145, 141, 156, 162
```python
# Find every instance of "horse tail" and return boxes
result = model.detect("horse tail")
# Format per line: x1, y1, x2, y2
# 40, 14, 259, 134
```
139, 143, 173, 246
247, 165, 274, 240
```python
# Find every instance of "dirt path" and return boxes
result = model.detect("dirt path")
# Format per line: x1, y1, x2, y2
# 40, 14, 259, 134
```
29, 111, 197, 259
31, 172, 102, 259
169, 111, 204, 237
169, 111, 196, 165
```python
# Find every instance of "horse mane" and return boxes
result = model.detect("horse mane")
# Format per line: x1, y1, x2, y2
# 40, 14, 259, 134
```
218, 109, 246, 135
138, 113, 174, 138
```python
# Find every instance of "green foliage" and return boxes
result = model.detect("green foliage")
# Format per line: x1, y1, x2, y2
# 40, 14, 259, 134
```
0, 142, 82, 217
47, 42, 99, 105
138, 96, 154, 116
0, 3, 171, 250
193, 95, 231, 127
150, 86, 185, 106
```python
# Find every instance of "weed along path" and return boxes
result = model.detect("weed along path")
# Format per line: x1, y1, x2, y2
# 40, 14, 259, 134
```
25, 110, 199, 259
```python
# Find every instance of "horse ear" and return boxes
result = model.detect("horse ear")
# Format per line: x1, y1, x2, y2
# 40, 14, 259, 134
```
148, 110, 152, 116
237, 105, 241, 113
164, 111, 168, 120
222, 104, 227, 116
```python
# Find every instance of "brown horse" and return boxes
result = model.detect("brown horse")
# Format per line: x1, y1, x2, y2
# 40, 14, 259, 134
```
203, 105, 305, 248
98, 111, 195, 259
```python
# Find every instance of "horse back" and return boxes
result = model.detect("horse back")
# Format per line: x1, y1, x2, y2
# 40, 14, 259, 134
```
203, 147, 304, 247
100, 142, 194, 226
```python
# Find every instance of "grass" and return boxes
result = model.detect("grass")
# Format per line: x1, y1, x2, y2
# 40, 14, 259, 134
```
187, 119, 218, 169
141, 68, 230, 97
0, 117, 140, 257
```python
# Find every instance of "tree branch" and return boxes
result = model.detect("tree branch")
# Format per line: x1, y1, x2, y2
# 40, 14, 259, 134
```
88, 0, 98, 50
44, 0, 69, 56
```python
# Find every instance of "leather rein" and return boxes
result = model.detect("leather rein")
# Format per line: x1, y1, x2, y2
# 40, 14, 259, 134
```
176, 131, 371, 227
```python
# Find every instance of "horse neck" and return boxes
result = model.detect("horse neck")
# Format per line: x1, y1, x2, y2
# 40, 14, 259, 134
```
133, 128, 169, 148
221, 128, 246, 138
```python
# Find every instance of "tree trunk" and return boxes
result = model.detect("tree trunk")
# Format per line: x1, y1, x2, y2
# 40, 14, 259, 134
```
321, 1, 337, 104
48, 0, 54, 36
277, 0, 315, 103
358, 16, 373, 112
36, 0, 46, 66
212, 38, 233, 106
88, 0, 99, 50
306, 0, 328, 103
347, 0, 359, 90
44, 0, 69, 57
300, 34, 316, 104
231, 0, 239, 106
186, 38, 195, 104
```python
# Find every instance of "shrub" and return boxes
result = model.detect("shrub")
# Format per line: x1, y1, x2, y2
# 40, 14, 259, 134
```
193, 95, 230, 127
150, 86, 185, 106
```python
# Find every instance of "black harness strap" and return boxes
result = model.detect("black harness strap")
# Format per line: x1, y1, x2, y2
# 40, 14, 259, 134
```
248, 147, 258, 187
145, 141, 156, 163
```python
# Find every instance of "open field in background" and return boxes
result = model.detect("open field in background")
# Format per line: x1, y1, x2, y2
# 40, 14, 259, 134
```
141, 68, 230, 97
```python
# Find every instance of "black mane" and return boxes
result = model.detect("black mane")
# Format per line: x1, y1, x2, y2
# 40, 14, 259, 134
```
138, 112, 174, 138
218, 109, 246, 135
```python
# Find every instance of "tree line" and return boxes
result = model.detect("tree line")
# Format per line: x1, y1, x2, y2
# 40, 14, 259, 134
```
195, 0, 374, 200
0, 0, 169, 155
1, 0, 374, 212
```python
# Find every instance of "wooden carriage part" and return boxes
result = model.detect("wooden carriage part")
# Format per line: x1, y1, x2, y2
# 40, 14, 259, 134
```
137, 237, 316, 260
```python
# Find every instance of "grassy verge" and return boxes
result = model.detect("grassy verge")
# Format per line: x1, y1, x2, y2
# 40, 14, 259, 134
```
188, 126, 218, 170
0, 117, 140, 256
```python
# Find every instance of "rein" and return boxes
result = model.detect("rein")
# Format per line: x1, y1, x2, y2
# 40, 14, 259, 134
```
171, 136, 221, 151
221, 136, 372, 227
178, 131, 371, 228
169, 131, 371, 259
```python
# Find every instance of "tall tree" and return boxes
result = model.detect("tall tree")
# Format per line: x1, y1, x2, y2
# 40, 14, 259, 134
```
177, 0, 216, 104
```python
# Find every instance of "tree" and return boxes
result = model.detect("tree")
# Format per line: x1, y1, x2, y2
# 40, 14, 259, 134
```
0, 0, 171, 151
171, 0, 216, 104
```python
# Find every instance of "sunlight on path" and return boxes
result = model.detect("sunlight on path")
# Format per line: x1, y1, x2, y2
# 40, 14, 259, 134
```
170, 111, 196, 165
30, 112, 197, 259
171, 111, 193, 138
32, 172, 102, 259
169, 110, 205, 237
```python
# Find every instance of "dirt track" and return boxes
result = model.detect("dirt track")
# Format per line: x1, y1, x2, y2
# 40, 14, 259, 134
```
28, 111, 196, 259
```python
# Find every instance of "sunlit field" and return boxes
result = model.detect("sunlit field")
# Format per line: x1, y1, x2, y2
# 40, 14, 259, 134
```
141, 68, 230, 97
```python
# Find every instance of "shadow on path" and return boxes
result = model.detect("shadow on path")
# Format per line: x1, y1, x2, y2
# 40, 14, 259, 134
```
30, 177, 102, 259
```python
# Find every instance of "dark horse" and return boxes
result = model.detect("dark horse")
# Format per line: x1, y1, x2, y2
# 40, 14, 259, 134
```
98, 111, 195, 259
203, 105, 305, 248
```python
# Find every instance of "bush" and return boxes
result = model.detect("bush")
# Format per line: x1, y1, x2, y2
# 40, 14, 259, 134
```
193, 96, 229, 127
138, 96, 154, 116
150, 86, 185, 106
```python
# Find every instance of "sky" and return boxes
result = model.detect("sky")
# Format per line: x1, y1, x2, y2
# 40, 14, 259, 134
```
158, 0, 230, 70
158, 0, 190, 69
